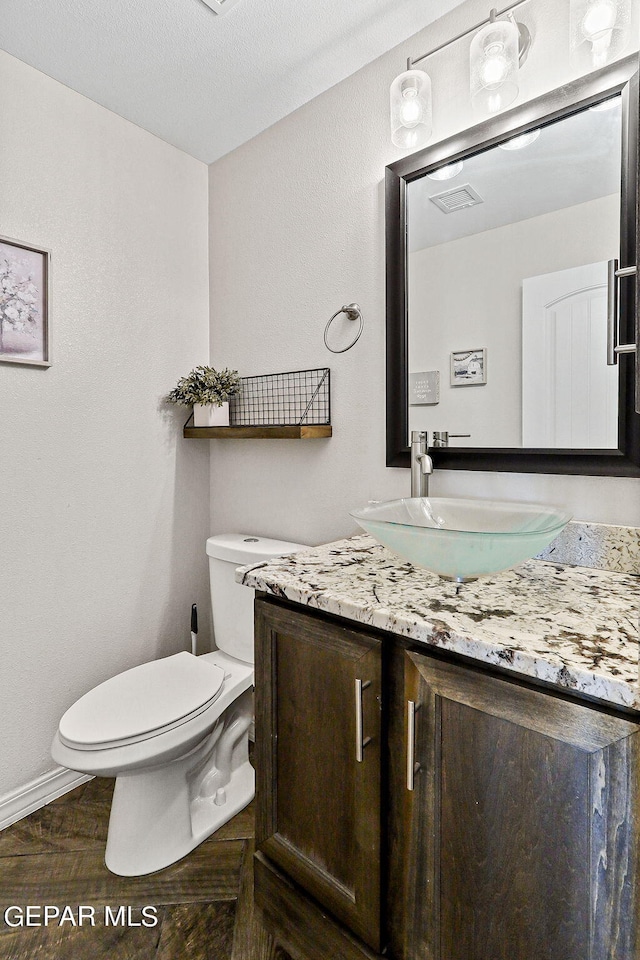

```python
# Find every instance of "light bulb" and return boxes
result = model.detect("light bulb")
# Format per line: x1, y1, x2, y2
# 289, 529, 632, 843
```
400, 89, 422, 126
480, 42, 510, 86
581, 0, 617, 39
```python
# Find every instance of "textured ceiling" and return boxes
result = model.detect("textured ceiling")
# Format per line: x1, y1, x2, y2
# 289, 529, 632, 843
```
1, 0, 467, 164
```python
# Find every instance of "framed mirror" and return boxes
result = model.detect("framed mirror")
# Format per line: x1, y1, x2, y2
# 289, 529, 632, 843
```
386, 56, 640, 476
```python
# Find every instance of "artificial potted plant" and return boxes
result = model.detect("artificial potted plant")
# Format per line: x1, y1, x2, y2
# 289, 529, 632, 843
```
166, 365, 241, 427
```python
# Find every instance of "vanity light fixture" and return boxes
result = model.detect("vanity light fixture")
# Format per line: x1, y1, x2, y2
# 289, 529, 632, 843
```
390, 69, 433, 149
426, 160, 464, 180
498, 128, 541, 149
470, 11, 524, 115
390, 0, 532, 150
570, 0, 631, 68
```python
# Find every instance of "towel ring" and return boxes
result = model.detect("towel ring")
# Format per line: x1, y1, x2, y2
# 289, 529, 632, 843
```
324, 303, 364, 354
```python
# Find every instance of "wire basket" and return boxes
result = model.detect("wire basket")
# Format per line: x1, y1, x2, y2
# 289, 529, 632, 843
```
229, 368, 330, 426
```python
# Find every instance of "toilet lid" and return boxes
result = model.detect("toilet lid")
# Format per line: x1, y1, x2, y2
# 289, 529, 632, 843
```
58, 652, 226, 750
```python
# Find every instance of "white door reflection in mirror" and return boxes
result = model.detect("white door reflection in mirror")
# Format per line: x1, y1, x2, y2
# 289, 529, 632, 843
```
522, 262, 618, 449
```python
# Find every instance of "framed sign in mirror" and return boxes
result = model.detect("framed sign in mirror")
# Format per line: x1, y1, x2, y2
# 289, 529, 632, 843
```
386, 56, 640, 476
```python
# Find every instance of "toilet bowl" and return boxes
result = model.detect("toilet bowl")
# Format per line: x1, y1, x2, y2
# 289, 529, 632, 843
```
51, 534, 304, 876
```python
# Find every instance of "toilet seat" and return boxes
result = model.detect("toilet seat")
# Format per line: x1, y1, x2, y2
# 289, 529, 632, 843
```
58, 652, 226, 751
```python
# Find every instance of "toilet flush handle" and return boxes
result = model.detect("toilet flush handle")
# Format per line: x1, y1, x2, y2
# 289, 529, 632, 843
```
191, 604, 198, 656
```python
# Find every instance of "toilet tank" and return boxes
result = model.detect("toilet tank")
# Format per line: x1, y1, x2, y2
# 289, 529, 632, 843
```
205, 534, 305, 664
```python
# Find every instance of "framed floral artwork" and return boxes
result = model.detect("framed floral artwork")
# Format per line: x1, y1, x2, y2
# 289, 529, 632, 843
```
0, 236, 51, 367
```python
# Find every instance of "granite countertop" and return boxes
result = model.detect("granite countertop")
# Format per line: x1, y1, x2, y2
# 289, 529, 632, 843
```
237, 534, 640, 710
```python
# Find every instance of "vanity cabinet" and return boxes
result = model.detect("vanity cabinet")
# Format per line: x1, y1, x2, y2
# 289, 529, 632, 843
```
391, 647, 640, 960
253, 598, 383, 952
254, 597, 640, 960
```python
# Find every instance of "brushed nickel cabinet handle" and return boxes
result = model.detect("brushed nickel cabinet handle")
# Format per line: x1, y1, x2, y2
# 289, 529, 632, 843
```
607, 258, 637, 364
355, 678, 372, 762
406, 700, 421, 790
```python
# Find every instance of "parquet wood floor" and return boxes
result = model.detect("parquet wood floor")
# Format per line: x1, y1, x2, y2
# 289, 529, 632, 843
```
0, 778, 291, 960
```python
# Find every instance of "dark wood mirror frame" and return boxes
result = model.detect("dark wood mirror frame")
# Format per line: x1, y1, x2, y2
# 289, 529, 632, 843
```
386, 55, 640, 476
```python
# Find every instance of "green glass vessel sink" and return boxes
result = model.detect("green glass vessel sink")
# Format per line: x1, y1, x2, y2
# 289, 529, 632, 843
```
349, 497, 572, 582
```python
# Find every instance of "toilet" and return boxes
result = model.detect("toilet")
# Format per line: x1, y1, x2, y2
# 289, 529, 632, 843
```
51, 534, 304, 877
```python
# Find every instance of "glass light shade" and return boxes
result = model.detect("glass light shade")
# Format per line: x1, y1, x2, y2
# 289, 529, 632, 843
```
390, 69, 433, 150
570, 0, 631, 68
427, 160, 464, 180
470, 18, 520, 116
498, 129, 541, 150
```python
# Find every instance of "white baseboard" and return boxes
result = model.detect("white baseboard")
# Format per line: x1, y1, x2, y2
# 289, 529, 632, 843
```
0, 767, 92, 831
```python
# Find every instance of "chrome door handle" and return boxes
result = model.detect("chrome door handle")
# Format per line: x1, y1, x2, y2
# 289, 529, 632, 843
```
355, 678, 372, 762
406, 700, 421, 790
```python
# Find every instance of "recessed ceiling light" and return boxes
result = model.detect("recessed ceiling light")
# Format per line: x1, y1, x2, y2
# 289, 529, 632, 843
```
498, 129, 541, 150
199, 0, 242, 15
427, 161, 464, 181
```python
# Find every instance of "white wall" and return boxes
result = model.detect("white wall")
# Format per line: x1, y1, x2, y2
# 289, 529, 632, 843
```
408, 195, 619, 446
0, 52, 211, 799
208, 0, 640, 543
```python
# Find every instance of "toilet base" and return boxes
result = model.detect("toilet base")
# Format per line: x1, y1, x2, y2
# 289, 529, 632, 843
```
104, 688, 255, 876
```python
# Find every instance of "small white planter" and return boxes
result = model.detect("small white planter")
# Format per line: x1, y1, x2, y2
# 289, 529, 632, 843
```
193, 401, 230, 427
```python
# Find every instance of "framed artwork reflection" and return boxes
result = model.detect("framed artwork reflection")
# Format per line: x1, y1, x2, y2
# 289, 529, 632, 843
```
450, 348, 486, 386
0, 236, 51, 367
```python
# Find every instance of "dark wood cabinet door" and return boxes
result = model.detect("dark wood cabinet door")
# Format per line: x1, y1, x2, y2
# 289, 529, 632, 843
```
254, 598, 382, 952
396, 650, 640, 960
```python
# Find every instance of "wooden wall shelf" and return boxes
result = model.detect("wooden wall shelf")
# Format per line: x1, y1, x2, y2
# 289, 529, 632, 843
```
183, 424, 332, 440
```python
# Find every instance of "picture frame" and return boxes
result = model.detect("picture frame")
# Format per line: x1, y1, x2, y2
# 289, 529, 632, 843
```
0, 235, 51, 367
450, 348, 486, 386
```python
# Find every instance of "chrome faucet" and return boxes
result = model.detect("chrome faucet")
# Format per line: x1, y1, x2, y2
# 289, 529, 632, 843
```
410, 431, 433, 498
